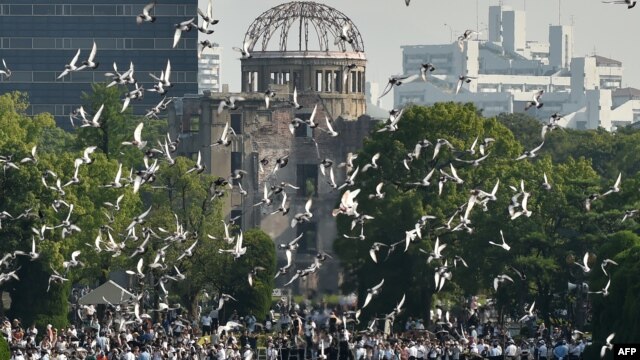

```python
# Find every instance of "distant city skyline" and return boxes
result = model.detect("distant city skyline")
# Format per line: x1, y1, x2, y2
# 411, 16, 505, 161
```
199, 0, 639, 109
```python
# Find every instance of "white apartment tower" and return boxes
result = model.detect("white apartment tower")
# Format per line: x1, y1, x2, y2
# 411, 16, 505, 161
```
198, 45, 222, 94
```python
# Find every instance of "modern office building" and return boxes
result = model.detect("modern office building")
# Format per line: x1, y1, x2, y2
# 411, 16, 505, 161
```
198, 45, 222, 94
0, 1, 198, 127
168, 1, 376, 293
395, 5, 639, 131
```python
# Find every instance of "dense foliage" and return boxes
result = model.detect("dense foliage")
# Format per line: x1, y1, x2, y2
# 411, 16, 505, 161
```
0, 89, 276, 326
334, 103, 640, 349
0, 336, 9, 359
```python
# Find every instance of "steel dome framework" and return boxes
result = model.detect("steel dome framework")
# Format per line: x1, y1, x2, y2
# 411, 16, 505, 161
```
243, 1, 365, 53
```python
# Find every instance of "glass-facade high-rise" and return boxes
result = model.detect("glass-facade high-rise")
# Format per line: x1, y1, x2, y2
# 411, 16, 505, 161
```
0, 1, 198, 127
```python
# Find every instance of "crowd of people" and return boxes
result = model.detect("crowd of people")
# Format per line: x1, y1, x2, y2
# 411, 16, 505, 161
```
1, 297, 591, 360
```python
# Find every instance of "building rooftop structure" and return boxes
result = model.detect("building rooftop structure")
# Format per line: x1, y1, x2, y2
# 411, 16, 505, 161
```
169, 1, 377, 294
394, 5, 639, 131
243, 1, 364, 53
594, 55, 622, 67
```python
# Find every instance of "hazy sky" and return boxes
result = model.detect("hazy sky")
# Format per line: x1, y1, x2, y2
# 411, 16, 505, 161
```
199, 0, 639, 108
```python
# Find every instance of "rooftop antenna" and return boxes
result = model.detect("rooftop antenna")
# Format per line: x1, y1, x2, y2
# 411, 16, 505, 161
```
558, 0, 561, 25
476, 0, 479, 38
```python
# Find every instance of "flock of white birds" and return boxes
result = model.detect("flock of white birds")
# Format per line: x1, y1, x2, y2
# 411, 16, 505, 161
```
0, 0, 637, 357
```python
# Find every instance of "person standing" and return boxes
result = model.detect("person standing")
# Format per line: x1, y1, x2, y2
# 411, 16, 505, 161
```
505, 340, 518, 360
246, 312, 257, 334
475, 339, 485, 357
267, 341, 279, 360
469, 326, 477, 342
534, 340, 546, 360
450, 341, 461, 360
217, 344, 227, 360
355, 342, 366, 360
488, 342, 501, 358
202, 313, 213, 336
243, 344, 254, 360
122, 347, 136, 360
328, 312, 339, 334
281, 337, 291, 360
139, 346, 151, 360
416, 340, 425, 360
240, 330, 250, 349
552, 340, 568, 360
211, 309, 220, 331
304, 317, 316, 359
567, 340, 581, 360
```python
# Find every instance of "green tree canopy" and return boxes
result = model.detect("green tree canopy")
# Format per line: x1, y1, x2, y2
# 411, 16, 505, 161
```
0, 89, 276, 329
334, 103, 636, 339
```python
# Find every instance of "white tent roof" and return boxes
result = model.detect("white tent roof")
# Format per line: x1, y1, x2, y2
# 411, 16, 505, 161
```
79, 280, 135, 305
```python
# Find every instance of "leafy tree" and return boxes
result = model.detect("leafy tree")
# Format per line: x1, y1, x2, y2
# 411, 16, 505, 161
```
585, 231, 640, 359
334, 103, 617, 332
0, 92, 145, 325
220, 229, 277, 320
0, 336, 9, 359
0, 88, 276, 330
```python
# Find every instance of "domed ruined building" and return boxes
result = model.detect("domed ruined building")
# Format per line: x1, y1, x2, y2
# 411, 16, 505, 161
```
169, 1, 377, 294
239, 1, 367, 117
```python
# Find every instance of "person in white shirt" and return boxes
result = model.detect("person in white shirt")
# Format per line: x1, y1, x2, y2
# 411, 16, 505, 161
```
475, 339, 485, 356
217, 344, 227, 360
39, 349, 50, 360
55, 349, 67, 360
505, 340, 518, 359
242, 344, 253, 360
11, 349, 25, 360
469, 326, 478, 340
266, 342, 278, 360
416, 341, 425, 360
427, 345, 440, 359
202, 314, 213, 336
355, 343, 366, 360
469, 342, 479, 356
408, 342, 418, 360
304, 318, 316, 359
27, 324, 38, 344
488, 343, 502, 357
122, 347, 136, 360
152, 348, 164, 360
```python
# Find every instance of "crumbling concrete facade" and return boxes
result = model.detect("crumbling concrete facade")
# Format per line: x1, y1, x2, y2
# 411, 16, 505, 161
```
168, 1, 378, 294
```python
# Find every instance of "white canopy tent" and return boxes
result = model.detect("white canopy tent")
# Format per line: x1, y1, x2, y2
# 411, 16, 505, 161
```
78, 280, 135, 305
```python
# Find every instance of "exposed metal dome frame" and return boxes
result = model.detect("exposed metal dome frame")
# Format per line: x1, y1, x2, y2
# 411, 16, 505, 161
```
243, 1, 365, 53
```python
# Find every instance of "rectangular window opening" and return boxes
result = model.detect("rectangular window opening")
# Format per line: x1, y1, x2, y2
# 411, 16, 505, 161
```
316, 71, 323, 92
230, 113, 243, 135
296, 164, 318, 197
296, 222, 318, 254
189, 116, 200, 133
231, 152, 243, 185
